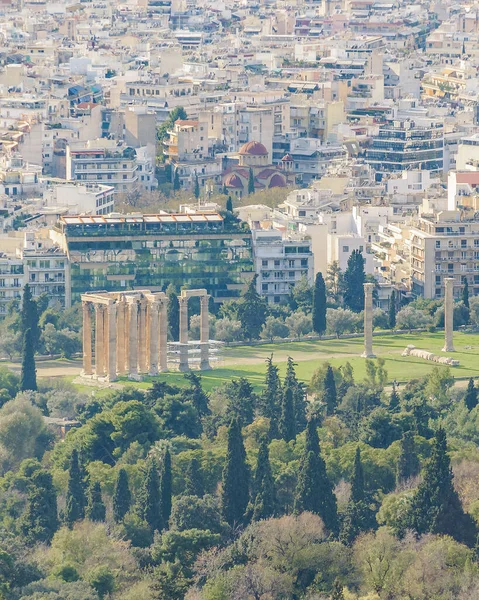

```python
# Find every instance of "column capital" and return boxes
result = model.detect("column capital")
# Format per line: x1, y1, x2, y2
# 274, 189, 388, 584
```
178, 296, 188, 306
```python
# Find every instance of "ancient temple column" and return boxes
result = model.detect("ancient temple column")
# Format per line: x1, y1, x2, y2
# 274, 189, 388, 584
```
148, 300, 160, 376
127, 299, 139, 378
200, 295, 211, 370
94, 304, 105, 376
116, 299, 127, 375
178, 295, 189, 371
158, 297, 168, 372
442, 277, 455, 352
361, 283, 376, 358
82, 301, 93, 376
138, 298, 148, 373
106, 302, 117, 381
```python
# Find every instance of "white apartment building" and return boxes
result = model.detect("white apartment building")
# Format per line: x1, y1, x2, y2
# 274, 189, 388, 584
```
252, 229, 314, 304
43, 183, 115, 215
0, 254, 23, 318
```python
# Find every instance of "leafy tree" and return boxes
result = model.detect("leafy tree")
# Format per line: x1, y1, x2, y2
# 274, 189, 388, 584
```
294, 420, 339, 536
260, 315, 289, 341
184, 458, 204, 497
463, 279, 470, 309
388, 290, 396, 329
326, 307, 357, 337
279, 386, 295, 442
182, 371, 209, 416
157, 106, 187, 142
160, 448, 172, 528
237, 276, 268, 340
137, 459, 163, 532
284, 310, 312, 338
86, 481, 106, 522
406, 428, 476, 545
221, 418, 250, 527
226, 195, 233, 212
248, 167, 255, 194
389, 385, 400, 412
65, 449, 87, 527
257, 355, 282, 438
251, 436, 277, 521
291, 275, 313, 312
343, 250, 365, 313
113, 468, 131, 523
331, 579, 344, 600
324, 365, 338, 416
87, 566, 114, 598
223, 377, 257, 427
21, 284, 39, 350
396, 305, 432, 332
167, 285, 180, 341
465, 377, 478, 411
312, 272, 327, 335
194, 173, 200, 199
326, 261, 343, 304
396, 431, 420, 485
20, 469, 58, 544
20, 328, 37, 392
170, 495, 223, 533
173, 169, 180, 191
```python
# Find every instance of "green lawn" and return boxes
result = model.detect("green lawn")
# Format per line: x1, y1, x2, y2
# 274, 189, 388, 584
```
122, 331, 479, 392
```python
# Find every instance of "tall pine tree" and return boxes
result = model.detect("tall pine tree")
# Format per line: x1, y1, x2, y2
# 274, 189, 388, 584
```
312, 272, 327, 335
65, 449, 87, 527
184, 458, 204, 497
86, 481, 106, 522
351, 447, 365, 503
226, 195, 233, 213
389, 384, 400, 413
113, 468, 131, 523
20, 470, 58, 544
251, 436, 277, 521
248, 168, 255, 194
21, 283, 39, 350
137, 459, 163, 532
221, 418, 250, 527
237, 275, 268, 340
258, 355, 282, 439
194, 173, 200, 199
294, 419, 339, 536
343, 250, 365, 313
20, 328, 36, 392
463, 279, 470, 309
323, 365, 337, 416
279, 385, 296, 442
166, 285, 180, 341
159, 448, 172, 529
396, 431, 420, 485
284, 357, 307, 432
173, 169, 180, 191
465, 377, 478, 411
388, 290, 396, 329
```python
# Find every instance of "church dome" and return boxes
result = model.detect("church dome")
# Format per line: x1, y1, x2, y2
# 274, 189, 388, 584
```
239, 141, 268, 156
224, 173, 244, 188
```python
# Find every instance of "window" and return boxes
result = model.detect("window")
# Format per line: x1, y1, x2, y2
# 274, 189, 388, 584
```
289, 271, 294, 278
262, 260, 268, 267
39, 260, 50, 269
461, 239, 467, 248
301, 259, 308, 267
436, 275, 441, 283
343, 246, 349, 253
435, 264, 441, 271
288, 260, 295, 267
123, 174, 127, 180
274, 296, 281, 303
436, 241, 441, 248
262, 284, 268, 292
274, 260, 280, 267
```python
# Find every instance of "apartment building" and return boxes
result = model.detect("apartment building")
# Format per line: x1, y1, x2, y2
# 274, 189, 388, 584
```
43, 183, 115, 215
409, 210, 479, 299
0, 254, 22, 318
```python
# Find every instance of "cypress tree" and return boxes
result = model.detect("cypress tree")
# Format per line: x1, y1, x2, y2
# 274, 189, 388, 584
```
86, 481, 106, 522
305, 418, 320, 454
406, 428, 476, 546
389, 385, 400, 412
221, 418, 250, 527
396, 431, 420, 485
237, 275, 268, 341
251, 436, 277, 521
226, 195, 233, 212
331, 579, 344, 600
351, 447, 365, 503
258, 355, 282, 438
279, 386, 296, 442
65, 449, 87, 527
20, 470, 58, 545
194, 173, 200, 199
312, 272, 327, 335
21, 283, 39, 350
465, 377, 478, 411
20, 328, 37, 392
137, 459, 162, 532
184, 458, 204, 497
388, 290, 396, 329
173, 169, 180, 191
248, 167, 255, 194
167, 285, 180, 341
324, 365, 337, 416
343, 250, 365, 313
463, 279, 470, 309
113, 468, 131, 523
294, 383, 308, 434
159, 448, 172, 528
223, 183, 228, 196
340, 447, 374, 544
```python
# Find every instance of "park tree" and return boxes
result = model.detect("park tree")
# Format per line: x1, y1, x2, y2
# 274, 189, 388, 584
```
324, 365, 338, 416
173, 169, 180, 191
194, 173, 200, 199
184, 458, 204, 497
312, 272, 327, 335
388, 290, 396, 329
251, 436, 277, 521
160, 448, 172, 528
341, 447, 375, 544
343, 250, 365, 313
284, 357, 307, 432
396, 431, 420, 485
226, 195, 233, 212
138, 459, 163, 532
21, 284, 39, 350
389, 384, 400, 412
157, 107, 187, 142
248, 168, 255, 194
465, 377, 478, 411
221, 418, 250, 527
65, 449, 87, 527
86, 481, 106, 522
326, 261, 343, 304
257, 355, 282, 438
294, 419, 339, 536
237, 276, 268, 340
406, 428, 476, 545
396, 305, 432, 332
113, 468, 131, 523
463, 279, 470, 309
20, 469, 58, 544
20, 328, 36, 392
331, 579, 344, 600
326, 307, 357, 338
279, 386, 296, 442
167, 285, 180, 341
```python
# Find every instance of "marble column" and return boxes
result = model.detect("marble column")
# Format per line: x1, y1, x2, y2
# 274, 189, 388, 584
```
94, 304, 105, 376
116, 300, 127, 375
148, 300, 159, 376
159, 297, 168, 372
178, 295, 189, 371
200, 295, 211, 370
127, 299, 139, 378
106, 302, 117, 381
138, 298, 148, 373
442, 277, 455, 352
82, 302, 93, 376
361, 283, 376, 358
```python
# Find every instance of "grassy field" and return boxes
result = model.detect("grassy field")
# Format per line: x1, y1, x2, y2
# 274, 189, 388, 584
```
101, 331, 479, 393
